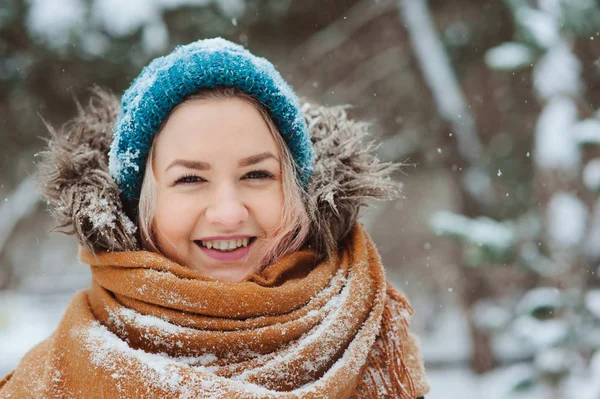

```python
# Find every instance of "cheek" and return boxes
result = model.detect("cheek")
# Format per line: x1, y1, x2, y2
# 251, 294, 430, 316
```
154, 192, 199, 244
251, 187, 284, 234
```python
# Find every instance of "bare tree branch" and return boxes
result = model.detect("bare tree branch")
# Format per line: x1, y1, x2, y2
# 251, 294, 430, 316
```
397, 0, 482, 163
291, 0, 395, 67
322, 45, 407, 101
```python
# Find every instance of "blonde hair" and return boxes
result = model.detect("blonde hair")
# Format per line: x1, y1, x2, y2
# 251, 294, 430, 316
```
138, 87, 311, 271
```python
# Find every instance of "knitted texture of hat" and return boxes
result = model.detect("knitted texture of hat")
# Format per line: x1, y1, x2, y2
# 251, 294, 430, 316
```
108, 38, 314, 200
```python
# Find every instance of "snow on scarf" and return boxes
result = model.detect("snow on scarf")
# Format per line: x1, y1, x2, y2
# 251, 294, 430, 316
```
0, 224, 428, 398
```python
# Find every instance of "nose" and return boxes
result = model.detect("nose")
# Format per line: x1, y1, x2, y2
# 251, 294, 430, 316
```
204, 182, 248, 227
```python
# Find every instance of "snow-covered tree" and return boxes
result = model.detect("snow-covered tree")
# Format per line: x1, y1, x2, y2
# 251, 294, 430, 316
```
427, 0, 600, 396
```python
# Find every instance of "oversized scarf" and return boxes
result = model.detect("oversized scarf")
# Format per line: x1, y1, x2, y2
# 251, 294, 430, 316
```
0, 224, 429, 398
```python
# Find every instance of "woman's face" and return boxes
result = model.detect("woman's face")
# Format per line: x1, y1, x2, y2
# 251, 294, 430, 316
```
152, 97, 284, 282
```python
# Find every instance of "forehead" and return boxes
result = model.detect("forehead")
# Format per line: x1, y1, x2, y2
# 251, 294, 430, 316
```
154, 97, 280, 160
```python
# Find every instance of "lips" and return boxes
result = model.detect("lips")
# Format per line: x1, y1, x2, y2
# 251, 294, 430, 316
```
194, 237, 256, 262
196, 237, 257, 250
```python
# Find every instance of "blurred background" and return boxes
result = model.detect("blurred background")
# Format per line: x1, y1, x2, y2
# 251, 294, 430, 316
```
2, 0, 600, 397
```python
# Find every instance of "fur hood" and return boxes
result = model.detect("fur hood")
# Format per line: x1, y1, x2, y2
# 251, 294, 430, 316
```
38, 87, 402, 262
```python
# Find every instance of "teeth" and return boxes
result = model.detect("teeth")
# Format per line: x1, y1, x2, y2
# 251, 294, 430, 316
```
200, 238, 252, 251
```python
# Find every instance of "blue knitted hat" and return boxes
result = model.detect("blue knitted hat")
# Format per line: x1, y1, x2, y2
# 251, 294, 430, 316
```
109, 38, 314, 200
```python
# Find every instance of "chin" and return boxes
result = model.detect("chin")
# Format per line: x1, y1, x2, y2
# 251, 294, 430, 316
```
214, 273, 247, 283
206, 267, 251, 283
188, 260, 254, 282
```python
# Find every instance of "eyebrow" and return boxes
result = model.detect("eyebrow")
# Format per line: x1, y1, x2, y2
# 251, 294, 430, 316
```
165, 151, 280, 172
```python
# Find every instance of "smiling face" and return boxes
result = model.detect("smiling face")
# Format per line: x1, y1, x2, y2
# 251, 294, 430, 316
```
149, 97, 285, 282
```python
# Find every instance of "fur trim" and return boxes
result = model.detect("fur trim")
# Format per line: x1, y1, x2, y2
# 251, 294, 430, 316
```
37, 89, 402, 258
37, 87, 138, 253
302, 102, 402, 262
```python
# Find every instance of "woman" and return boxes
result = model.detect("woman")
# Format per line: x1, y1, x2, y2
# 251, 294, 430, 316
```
0, 38, 429, 398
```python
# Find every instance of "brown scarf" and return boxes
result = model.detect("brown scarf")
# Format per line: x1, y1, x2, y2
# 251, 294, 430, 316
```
0, 224, 429, 398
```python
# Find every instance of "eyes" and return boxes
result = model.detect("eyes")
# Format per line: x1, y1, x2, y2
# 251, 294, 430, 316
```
174, 170, 275, 185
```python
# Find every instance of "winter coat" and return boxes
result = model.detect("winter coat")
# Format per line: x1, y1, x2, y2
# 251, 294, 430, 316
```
0, 89, 430, 398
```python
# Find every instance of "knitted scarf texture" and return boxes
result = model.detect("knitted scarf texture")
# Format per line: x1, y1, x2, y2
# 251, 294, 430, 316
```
0, 224, 428, 398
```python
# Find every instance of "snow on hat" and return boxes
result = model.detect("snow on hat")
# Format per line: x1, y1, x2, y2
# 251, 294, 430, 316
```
109, 37, 315, 201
